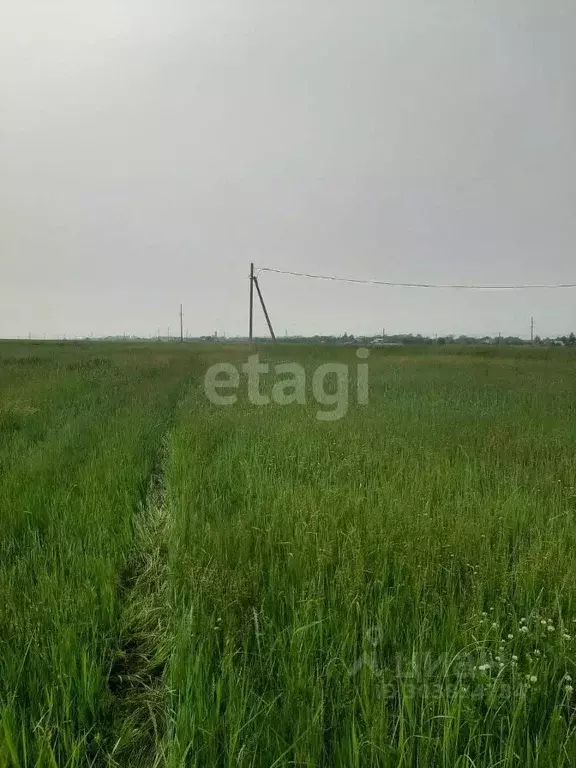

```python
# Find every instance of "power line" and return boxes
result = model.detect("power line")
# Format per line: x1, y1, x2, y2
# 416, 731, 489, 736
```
256, 267, 576, 291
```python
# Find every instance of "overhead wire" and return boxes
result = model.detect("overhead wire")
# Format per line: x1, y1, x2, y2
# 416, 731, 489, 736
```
256, 267, 576, 290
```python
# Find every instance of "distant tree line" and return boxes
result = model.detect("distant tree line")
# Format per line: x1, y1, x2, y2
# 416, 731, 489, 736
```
275, 332, 576, 347
95, 331, 576, 347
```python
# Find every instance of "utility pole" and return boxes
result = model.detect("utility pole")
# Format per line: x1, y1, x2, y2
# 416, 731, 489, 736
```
249, 262, 254, 345
180, 303, 184, 342
530, 316, 535, 345
247, 262, 276, 342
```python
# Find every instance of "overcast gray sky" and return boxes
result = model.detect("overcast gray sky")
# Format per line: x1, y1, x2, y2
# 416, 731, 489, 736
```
1, 0, 575, 339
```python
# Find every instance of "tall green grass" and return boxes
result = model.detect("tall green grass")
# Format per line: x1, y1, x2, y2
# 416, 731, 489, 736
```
163, 347, 576, 766
0, 342, 196, 767
1, 343, 576, 766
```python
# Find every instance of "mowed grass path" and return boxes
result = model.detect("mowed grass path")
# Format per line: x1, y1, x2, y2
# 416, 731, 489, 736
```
1, 342, 576, 766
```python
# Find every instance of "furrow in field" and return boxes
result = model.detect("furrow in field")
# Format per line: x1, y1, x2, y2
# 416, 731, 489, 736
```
104, 389, 193, 767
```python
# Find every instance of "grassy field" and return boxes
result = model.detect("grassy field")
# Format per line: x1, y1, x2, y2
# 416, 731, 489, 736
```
1, 341, 576, 767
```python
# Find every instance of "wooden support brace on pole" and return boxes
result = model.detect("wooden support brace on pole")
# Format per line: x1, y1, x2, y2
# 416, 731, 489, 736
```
249, 262, 254, 346
253, 275, 276, 341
